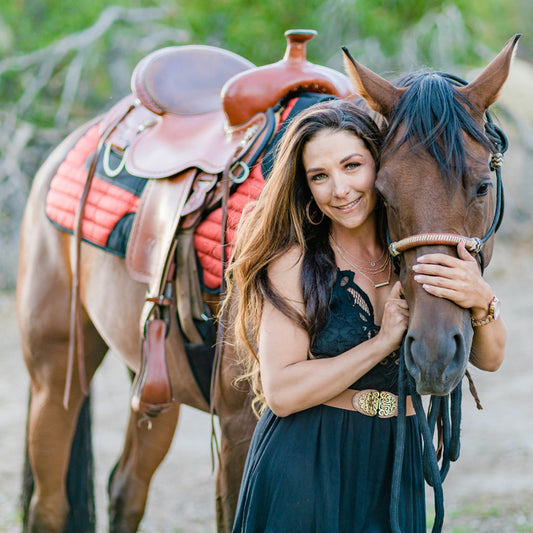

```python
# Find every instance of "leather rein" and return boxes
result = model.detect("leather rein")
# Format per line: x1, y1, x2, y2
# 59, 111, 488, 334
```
388, 74, 508, 533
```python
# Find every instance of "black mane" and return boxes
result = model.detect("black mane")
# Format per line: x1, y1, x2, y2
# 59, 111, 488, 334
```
383, 71, 495, 182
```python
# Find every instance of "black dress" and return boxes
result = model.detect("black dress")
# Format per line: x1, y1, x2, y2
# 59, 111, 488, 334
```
232, 270, 426, 533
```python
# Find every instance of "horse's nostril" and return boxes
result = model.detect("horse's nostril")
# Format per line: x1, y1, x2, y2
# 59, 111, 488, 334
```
404, 328, 468, 395
442, 333, 466, 384
404, 333, 421, 382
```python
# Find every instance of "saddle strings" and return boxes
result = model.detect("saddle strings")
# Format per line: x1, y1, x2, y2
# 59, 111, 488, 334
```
64, 106, 136, 410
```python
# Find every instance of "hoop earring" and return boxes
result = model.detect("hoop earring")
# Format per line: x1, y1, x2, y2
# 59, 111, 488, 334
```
306, 199, 324, 225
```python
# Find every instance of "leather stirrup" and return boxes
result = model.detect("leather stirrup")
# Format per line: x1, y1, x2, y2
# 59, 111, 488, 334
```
131, 318, 172, 417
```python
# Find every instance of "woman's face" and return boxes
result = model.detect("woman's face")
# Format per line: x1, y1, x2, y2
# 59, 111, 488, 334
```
303, 129, 378, 233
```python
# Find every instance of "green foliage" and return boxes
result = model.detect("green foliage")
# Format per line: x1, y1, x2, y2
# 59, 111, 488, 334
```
0, 0, 160, 52
0, 1, 528, 72
344, 0, 522, 51
175, 0, 326, 64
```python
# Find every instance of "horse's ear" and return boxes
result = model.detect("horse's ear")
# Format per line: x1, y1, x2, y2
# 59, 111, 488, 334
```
458, 34, 521, 112
342, 46, 406, 118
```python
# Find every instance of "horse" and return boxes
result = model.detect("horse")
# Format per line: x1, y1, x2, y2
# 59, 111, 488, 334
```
17, 29, 355, 533
17, 25, 518, 533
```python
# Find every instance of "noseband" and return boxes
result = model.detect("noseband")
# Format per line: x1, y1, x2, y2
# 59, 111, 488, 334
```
386, 73, 508, 273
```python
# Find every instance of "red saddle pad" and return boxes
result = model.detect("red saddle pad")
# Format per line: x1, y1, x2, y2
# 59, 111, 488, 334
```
46, 124, 142, 250
45, 97, 300, 291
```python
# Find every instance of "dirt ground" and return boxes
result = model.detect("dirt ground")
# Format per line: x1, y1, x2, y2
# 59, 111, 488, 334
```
1, 237, 532, 533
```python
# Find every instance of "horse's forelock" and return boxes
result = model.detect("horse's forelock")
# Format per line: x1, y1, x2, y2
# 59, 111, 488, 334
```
383, 71, 494, 183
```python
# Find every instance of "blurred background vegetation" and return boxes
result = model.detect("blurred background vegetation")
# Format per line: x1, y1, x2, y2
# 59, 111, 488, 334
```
0, 0, 531, 287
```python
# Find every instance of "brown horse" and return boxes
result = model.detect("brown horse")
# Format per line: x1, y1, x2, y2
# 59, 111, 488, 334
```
343, 34, 519, 397
17, 30, 354, 533
18, 29, 518, 533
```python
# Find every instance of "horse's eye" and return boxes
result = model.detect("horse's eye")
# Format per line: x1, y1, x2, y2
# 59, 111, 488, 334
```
476, 181, 491, 197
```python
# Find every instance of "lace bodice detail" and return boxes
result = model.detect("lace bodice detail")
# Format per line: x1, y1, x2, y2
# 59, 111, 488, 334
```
311, 269, 399, 392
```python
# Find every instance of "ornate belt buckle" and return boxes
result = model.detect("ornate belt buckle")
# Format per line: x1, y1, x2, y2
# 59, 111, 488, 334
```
352, 390, 398, 417
354, 390, 379, 416
377, 391, 398, 417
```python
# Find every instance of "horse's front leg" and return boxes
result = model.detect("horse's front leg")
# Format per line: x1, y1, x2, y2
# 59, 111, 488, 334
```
108, 402, 180, 533
214, 357, 256, 533
215, 407, 255, 533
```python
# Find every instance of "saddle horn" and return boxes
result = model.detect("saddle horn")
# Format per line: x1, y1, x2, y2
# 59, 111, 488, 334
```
222, 29, 355, 127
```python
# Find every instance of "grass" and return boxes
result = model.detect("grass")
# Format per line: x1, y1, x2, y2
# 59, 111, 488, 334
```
426, 495, 533, 533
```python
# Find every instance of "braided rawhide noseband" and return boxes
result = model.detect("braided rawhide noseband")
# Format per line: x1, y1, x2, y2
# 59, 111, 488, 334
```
389, 234, 483, 257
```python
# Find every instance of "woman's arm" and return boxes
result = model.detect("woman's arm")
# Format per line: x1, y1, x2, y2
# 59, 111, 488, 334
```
412, 241, 506, 371
259, 247, 408, 417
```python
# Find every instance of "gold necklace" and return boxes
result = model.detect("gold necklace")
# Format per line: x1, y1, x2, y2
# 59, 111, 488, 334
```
329, 232, 387, 270
331, 238, 392, 288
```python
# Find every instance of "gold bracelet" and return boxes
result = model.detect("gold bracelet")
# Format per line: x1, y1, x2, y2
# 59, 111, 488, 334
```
471, 295, 500, 327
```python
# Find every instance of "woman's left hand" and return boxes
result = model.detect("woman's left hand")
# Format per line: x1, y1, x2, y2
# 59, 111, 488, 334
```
412, 241, 493, 314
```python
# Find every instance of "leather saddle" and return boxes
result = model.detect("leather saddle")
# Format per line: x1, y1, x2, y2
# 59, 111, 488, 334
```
67, 29, 355, 417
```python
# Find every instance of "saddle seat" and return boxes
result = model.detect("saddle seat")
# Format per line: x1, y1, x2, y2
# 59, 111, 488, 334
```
99, 45, 257, 180
131, 45, 255, 116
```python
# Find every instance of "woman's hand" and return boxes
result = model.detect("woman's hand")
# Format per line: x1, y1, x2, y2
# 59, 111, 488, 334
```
412, 241, 493, 315
412, 241, 506, 371
376, 281, 409, 353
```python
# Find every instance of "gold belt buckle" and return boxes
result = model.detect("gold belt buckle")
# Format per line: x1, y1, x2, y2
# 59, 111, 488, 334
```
352, 390, 398, 418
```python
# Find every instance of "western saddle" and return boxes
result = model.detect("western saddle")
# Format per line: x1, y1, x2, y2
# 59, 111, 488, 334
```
66, 29, 355, 417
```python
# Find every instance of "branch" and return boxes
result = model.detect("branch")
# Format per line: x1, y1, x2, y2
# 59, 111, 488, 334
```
55, 49, 89, 127
0, 6, 168, 76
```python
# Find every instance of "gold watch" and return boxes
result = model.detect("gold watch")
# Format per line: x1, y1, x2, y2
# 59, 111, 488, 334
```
471, 295, 501, 327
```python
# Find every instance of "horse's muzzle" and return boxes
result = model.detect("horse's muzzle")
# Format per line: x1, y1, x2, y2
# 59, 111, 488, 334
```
404, 323, 472, 396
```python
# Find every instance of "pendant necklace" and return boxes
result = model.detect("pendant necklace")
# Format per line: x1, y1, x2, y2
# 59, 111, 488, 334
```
330, 237, 392, 289
329, 232, 387, 269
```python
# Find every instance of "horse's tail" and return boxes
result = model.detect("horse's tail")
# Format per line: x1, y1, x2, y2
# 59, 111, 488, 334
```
21, 390, 96, 533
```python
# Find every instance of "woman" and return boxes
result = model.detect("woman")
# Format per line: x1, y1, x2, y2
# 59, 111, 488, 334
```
226, 99, 506, 532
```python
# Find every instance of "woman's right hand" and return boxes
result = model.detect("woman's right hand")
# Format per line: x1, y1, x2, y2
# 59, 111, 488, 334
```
375, 281, 409, 354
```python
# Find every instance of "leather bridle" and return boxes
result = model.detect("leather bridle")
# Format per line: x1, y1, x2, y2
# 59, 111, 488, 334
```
386, 73, 508, 274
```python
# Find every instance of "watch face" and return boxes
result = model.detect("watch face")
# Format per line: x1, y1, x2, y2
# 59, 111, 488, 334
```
490, 297, 501, 320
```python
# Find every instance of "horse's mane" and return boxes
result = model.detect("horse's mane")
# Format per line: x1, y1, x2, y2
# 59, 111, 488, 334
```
384, 70, 495, 182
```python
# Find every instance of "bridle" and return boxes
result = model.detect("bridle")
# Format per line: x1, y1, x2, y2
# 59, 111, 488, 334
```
388, 74, 508, 533
386, 73, 508, 274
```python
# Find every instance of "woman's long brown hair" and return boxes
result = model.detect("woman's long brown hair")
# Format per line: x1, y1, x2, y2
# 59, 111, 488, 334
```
223, 98, 384, 416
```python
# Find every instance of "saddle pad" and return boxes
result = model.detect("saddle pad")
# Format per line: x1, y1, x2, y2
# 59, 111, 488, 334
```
46, 124, 146, 256
46, 92, 332, 287
194, 93, 327, 290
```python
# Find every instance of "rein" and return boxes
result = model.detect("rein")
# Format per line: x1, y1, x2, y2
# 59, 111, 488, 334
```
390, 342, 463, 533
388, 74, 508, 532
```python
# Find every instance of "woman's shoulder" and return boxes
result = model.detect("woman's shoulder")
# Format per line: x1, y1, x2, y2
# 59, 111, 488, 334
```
268, 244, 303, 277
267, 245, 305, 302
